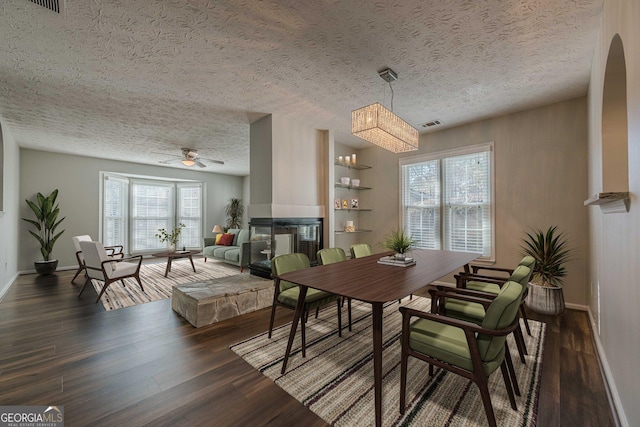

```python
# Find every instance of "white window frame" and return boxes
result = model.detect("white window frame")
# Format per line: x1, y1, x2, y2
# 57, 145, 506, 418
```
399, 142, 495, 261
100, 172, 204, 254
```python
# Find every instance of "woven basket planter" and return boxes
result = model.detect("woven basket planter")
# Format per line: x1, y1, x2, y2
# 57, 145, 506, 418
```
525, 282, 565, 315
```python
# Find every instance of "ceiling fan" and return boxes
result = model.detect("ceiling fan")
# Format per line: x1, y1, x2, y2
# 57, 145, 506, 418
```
159, 148, 224, 168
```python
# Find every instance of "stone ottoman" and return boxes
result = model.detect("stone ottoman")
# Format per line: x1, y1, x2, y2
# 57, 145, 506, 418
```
171, 274, 273, 327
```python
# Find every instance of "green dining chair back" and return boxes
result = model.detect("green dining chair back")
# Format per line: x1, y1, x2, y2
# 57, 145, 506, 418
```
317, 248, 347, 265
317, 247, 352, 331
350, 243, 373, 259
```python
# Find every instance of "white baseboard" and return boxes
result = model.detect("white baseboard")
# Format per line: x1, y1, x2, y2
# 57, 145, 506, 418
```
565, 302, 588, 311
0, 272, 19, 303
587, 308, 628, 427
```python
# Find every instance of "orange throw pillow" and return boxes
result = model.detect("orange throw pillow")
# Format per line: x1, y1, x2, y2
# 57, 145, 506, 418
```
215, 233, 224, 244
218, 233, 235, 246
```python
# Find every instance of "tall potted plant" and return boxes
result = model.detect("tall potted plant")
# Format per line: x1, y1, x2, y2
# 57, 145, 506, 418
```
22, 189, 66, 275
224, 198, 244, 229
520, 226, 574, 315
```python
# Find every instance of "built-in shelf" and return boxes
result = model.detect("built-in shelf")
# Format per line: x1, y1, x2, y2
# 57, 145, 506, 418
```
584, 192, 630, 214
335, 208, 371, 212
334, 162, 372, 170
335, 229, 372, 234
334, 183, 371, 190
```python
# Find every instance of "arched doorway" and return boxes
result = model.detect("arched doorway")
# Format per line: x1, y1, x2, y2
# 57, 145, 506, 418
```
601, 34, 628, 192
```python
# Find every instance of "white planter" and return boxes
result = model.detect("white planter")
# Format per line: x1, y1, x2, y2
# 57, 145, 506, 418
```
525, 282, 565, 315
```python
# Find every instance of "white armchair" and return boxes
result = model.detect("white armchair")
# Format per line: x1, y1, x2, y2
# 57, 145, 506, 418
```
71, 235, 123, 283
78, 241, 143, 303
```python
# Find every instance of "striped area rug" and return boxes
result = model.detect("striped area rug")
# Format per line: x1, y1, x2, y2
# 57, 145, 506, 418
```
231, 297, 545, 427
91, 258, 241, 311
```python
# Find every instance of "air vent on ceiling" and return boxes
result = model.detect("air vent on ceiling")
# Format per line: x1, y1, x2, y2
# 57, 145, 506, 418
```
420, 120, 443, 128
28, 0, 65, 14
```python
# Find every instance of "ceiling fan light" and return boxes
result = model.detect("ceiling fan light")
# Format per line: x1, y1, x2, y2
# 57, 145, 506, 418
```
181, 158, 196, 166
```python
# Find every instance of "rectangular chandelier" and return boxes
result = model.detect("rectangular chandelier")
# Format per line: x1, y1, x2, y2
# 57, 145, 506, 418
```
352, 102, 419, 153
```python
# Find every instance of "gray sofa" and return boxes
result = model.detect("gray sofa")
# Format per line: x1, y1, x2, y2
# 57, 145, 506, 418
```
203, 229, 252, 271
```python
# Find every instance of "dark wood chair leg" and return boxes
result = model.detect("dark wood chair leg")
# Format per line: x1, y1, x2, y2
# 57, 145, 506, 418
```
268, 287, 279, 338
71, 265, 85, 283
301, 309, 307, 358
399, 347, 408, 414
504, 343, 521, 396
95, 279, 114, 303
347, 298, 352, 331
476, 376, 498, 427
500, 361, 518, 410
513, 327, 527, 363
520, 305, 532, 336
336, 299, 342, 337
78, 276, 91, 297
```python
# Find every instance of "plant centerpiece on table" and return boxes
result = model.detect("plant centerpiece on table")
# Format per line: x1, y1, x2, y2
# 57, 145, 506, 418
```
381, 228, 417, 260
156, 223, 186, 252
520, 225, 574, 315
22, 189, 66, 275
224, 197, 244, 229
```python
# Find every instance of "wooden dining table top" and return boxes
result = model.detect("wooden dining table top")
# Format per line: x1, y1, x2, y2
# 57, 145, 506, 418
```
276, 249, 480, 303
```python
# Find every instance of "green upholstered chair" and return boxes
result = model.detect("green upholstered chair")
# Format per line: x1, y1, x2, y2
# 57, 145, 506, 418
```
268, 253, 342, 357
457, 257, 535, 338
350, 243, 373, 259
451, 264, 532, 362
400, 281, 524, 427
317, 248, 352, 331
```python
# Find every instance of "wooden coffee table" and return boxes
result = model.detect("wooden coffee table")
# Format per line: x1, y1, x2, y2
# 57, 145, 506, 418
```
151, 250, 201, 277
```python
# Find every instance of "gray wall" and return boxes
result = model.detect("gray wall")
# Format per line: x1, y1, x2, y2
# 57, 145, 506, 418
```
352, 97, 589, 307
587, 0, 639, 425
0, 120, 20, 299
19, 148, 246, 271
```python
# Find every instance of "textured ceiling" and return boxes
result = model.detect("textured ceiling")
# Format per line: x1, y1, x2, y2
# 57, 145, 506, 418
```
0, 0, 602, 176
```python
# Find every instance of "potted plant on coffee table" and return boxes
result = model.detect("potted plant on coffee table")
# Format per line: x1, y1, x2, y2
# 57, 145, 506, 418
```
22, 189, 66, 275
156, 223, 186, 252
381, 228, 417, 260
520, 225, 574, 315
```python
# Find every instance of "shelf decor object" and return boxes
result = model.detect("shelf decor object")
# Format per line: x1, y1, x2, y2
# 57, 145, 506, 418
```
583, 192, 630, 214
351, 68, 419, 153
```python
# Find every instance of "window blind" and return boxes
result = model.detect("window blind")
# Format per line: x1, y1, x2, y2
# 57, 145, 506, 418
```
400, 143, 494, 260
103, 175, 129, 250
131, 180, 174, 252
177, 183, 202, 248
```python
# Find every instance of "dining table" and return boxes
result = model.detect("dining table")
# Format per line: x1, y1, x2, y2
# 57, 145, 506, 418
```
274, 248, 480, 427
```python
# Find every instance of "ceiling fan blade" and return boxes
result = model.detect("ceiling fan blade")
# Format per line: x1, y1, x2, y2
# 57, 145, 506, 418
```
200, 157, 225, 165
195, 159, 206, 168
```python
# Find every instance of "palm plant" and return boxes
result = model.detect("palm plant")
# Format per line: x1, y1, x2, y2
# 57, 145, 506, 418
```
225, 198, 244, 229
22, 189, 65, 261
520, 226, 573, 287
381, 228, 417, 256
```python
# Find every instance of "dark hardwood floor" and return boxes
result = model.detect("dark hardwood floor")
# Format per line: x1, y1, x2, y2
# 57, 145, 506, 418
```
0, 270, 615, 426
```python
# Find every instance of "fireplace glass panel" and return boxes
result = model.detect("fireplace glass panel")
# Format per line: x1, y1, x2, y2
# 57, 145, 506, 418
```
249, 218, 323, 278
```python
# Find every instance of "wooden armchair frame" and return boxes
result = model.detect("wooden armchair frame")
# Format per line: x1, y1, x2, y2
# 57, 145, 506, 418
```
399, 305, 520, 427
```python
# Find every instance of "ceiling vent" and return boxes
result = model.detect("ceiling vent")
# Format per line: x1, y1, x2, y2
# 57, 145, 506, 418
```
420, 120, 443, 128
28, 0, 65, 14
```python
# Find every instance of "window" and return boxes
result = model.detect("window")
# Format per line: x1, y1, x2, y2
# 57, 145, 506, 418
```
400, 143, 494, 260
101, 173, 203, 253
